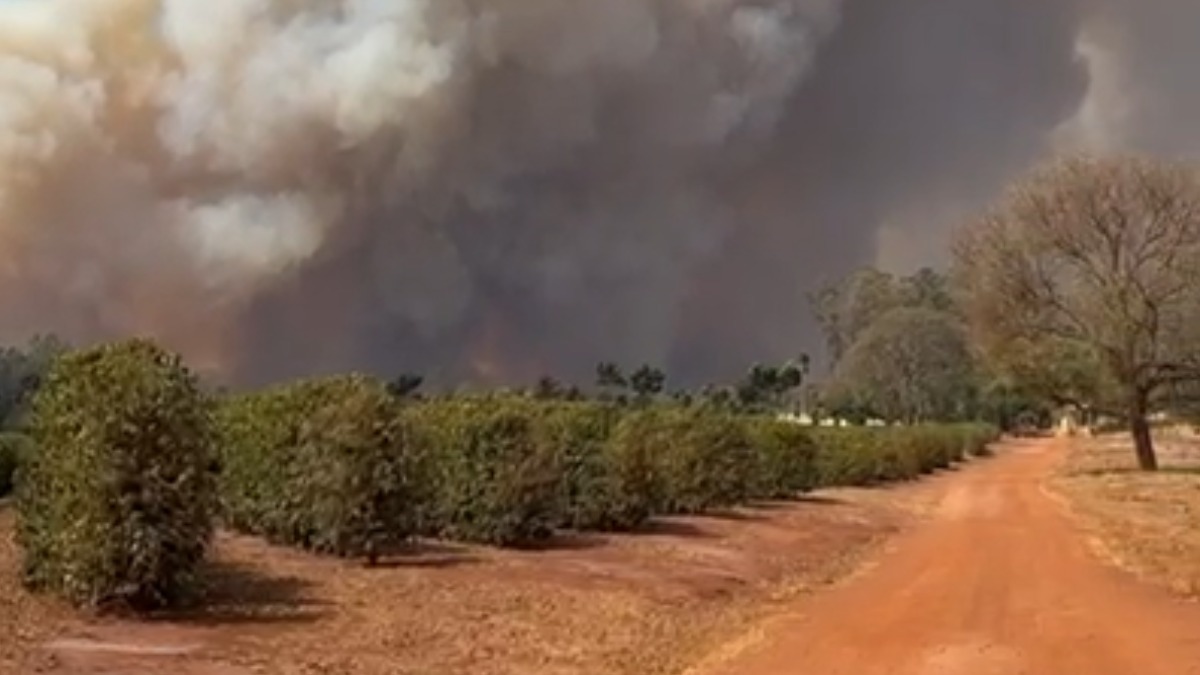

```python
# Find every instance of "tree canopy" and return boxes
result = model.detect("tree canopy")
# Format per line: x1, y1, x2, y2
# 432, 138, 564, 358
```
810, 266, 956, 369
825, 307, 975, 424
955, 155, 1200, 469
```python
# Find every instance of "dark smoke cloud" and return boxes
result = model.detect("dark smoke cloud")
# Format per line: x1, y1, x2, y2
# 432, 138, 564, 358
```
0, 0, 1187, 386
674, 0, 1089, 377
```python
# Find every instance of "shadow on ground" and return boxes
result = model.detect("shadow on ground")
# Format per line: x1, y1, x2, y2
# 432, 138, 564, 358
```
150, 561, 328, 626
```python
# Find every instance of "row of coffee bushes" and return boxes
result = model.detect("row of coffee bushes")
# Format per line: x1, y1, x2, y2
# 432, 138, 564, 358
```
214, 388, 819, 551
214, 383, 998, 554
11, 341, 998, 610
810, 424, 993, 486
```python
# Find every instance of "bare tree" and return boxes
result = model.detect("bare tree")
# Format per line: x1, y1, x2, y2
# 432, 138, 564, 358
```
955, 155, 1200, 470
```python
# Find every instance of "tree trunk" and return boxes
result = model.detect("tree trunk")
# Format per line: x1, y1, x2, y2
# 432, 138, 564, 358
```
1129, 394, 1159, 471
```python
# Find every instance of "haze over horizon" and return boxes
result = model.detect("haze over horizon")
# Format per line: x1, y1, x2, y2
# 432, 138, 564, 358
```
0, 0, 1193, 386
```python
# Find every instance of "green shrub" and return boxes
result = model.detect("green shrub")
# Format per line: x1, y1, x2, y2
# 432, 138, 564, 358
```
216, 375, 422, 560
811, 426, 926, 486
592, 407, 674, 528
956, 423, 1000, 457
529, 401, 621, 530
811, 427, 888, 486
811, 423, 998, 488
652, 407, 757, 514
16, 340, 215, 611
409, 398, 563, 546
215, 390, 297, 537
745, 418, 819, 499
890, 426, 955, 475
0, 432, 33, 497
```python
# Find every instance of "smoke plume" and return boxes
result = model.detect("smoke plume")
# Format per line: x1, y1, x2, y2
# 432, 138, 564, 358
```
0, 0, 1190, 385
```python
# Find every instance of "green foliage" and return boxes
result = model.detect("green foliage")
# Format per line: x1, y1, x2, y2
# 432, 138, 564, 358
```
810, 427, 888, 486
216, 375, 421, 560
736, 361, 807, 411
951, 423, 1001, 457
409, 398, 563, 546
16, 340, 215, 611
810, 423, 997, 488
980, 337, 1117, 416
0, 432, 34, 497
531, 402, 624, 530
0, 334, 69, 430
214, 384, 994, 551
973, 377, 1053, 432
651, 407, 757, 514
532, 376, 567, 400
214, 390, 295, 537
890, 426, 963, 474
744, 419, 819, 499
595, 362, 627, 389
810, 267, 953, 367
595, 407, 674, 526
387, 373, 424, 398
826, 307, 976, 424
628, 365, 667, 400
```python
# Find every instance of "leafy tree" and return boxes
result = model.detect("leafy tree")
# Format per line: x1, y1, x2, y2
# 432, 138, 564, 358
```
955, 155, 1200, 470
387, 373, 424, 398
698, 385, 736, 409
595, 362, 626, 387
810, 268, 955, 370
628, 365, 666, 401
809, 268, 903, 366
671, 391, 695, 406
901, 267, 954, 312
826, 308, 976, 423
972, 374, 1054, 432
533, 376, 565, 400
595, 362, 630, 403
736, 364, 777, 409
978, 335, 1120, 421
735, 359, 808, 411
596, 362, 627, 389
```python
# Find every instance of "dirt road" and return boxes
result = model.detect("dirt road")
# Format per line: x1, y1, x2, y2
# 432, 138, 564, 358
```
699, 438, 1200, 675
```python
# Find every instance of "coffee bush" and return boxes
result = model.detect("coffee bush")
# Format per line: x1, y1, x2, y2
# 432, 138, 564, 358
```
744, 418, 819, 499
217, 375, 422, 560
530, 401, 622, 530
409, 398, 563, 546
653, 407, 757, 514
811, 427, 889, 486
17, 340, 215, 610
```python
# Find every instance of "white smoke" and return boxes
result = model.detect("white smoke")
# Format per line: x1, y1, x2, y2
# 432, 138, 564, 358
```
0, 0, 844, 378
1056, 1, 1200, 161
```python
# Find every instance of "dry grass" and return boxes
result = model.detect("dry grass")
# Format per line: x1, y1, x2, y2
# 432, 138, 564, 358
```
1052, 430, 1200, 598
0, 483, 930, 675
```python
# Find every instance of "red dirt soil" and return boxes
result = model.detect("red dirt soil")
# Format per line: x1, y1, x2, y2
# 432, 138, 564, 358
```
0, 477, 911, 674
9, 438, 1198, 675
694, 438, 1200, 675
